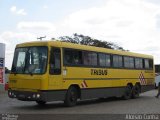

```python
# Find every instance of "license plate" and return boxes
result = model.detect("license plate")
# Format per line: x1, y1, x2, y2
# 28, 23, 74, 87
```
19, 94, 25, 98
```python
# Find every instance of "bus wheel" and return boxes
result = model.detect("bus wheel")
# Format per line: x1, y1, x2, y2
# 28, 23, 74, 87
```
64, 87, 78, 107
132, 84, 140, 98
36, 101, 46, 105
123, 85, 132, 100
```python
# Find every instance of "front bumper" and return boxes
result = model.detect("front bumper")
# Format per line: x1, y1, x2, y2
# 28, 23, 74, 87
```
8, 89, 45, 101
8, 89, 66, 102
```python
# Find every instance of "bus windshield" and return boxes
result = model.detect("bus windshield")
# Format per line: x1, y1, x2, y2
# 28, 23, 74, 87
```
11, 46, 48, 74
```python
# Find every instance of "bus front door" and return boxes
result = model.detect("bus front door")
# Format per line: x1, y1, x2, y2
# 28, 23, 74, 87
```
48, 47, 62, 88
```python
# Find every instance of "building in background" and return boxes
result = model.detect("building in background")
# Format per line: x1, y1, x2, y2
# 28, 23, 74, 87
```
0, 43, 5, 91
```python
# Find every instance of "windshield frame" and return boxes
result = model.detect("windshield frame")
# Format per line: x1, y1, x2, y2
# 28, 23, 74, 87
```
11, 46, 48, 75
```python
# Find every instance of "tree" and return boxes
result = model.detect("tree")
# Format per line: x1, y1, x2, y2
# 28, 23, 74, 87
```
59, 33, 125, 50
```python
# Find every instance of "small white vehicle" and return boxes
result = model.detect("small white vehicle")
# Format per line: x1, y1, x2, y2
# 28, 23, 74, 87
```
155, 73, 160, 88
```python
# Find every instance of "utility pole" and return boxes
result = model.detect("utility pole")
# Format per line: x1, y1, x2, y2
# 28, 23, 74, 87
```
37, 36, 46, 41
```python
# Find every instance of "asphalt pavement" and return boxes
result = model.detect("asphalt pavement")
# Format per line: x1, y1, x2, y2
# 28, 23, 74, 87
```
0, 90, 160, 120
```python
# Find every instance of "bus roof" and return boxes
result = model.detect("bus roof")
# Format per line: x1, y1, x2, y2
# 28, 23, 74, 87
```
16, 40, 153, 59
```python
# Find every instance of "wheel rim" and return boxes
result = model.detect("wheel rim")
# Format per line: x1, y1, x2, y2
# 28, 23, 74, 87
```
125, 86, 131, 97
134, 86, 140, 96
70, 90, 77, 102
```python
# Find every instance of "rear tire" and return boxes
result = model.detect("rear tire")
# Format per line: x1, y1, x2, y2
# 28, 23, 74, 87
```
122, 85, 132, 100
64, 86, 78, 107
36, 101, 46, 105
132, 84, 140, 98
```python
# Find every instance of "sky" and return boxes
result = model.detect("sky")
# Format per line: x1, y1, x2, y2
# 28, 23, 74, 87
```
0, 0, 160, 69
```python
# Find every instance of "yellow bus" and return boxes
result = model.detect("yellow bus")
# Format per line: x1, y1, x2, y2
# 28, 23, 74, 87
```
8, 41, 155, 106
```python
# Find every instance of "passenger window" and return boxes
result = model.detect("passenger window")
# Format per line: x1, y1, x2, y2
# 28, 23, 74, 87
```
83, 52, 97, 66
106, 55, 111, 67
135, 58, 143, 69
149, 59, 153, 69
144, 59, 149, 69
113, 55, 122, 68
90, 52, 98, 66
50, 47, 61, 75
99, 53, 105, 66
124, 57, 134, 68
99, 53, 111, 67
64, 49, 83, 65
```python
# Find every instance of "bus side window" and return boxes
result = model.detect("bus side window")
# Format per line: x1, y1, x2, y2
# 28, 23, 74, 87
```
135, 58, 143, 69
50, 47, 61, 75
149, 59, 153, 69
113, 55, 123, 68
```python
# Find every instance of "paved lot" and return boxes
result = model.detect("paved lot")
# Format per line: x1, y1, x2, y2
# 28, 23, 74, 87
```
0, 90, 160, 114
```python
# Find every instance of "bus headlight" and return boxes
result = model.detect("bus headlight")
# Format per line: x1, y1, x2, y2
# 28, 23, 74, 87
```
36, 94, 40, 98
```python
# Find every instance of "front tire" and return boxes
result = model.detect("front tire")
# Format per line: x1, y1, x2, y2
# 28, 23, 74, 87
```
64, 87, 78, 107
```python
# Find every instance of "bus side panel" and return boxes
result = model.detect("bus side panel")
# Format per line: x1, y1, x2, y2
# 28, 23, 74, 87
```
62, 67, 154, 100
141, 85, 155, 93
62, 67, 154, 89
81, 87, 125, 99
41, 90, 67, 102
